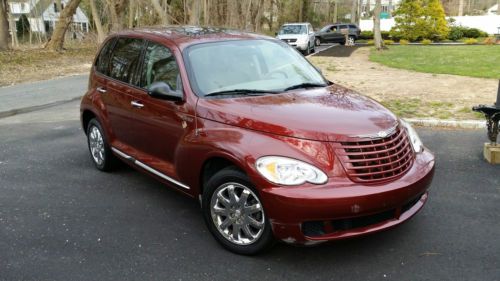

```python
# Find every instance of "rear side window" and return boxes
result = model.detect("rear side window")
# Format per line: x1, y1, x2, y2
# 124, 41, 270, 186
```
140, 42, 181, 92
109, 37, 144, 85
349, 25, 357, 29
95, 38, 115, 76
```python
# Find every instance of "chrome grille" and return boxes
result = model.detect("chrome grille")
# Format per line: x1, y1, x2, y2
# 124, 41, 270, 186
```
338, 127, 414, 183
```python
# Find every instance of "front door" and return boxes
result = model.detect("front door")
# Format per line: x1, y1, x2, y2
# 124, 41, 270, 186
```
129, 41, 190, 178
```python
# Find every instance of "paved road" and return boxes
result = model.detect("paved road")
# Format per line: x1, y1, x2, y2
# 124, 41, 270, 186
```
0, 75, 88, 118
0, 102, 498, 281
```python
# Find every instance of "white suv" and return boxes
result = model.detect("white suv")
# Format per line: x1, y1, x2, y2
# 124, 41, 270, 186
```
276, 23, 316, 55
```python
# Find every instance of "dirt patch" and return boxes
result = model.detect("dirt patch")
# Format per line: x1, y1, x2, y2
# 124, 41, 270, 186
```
309, 46, 499, 120
0, 43, 96, 87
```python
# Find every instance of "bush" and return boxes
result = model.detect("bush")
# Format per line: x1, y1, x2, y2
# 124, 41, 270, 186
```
399, 39, 410, 45
448, 26, 465, 41
464, 38, 478, 45
367, 40, 375, 46
360, 31, 374, 40
384, 40, 395, 45
462, 28, 488, 38
483, 37, 496, 45
421, 39, 432, 45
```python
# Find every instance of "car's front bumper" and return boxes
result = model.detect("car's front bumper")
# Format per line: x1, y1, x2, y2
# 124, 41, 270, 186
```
259, 149, 435, 244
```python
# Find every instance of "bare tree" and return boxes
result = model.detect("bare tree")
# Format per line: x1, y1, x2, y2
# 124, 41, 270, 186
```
152, 0, 169, 24
0, 0, 9, 50
497, 0, 500, 15
89, 0, 106, 43
373, 0, 384, 50
108, 0, 128, 32
45, 0, 82, 51
458, 0, 464, 15
350, 0, 358, 24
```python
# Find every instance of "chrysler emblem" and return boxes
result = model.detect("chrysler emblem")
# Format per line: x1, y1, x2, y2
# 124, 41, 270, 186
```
377, 130, 388, 138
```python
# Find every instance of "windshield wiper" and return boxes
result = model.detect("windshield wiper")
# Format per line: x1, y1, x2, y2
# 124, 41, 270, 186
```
204, 89, 279, 97
283, 83, 327, 92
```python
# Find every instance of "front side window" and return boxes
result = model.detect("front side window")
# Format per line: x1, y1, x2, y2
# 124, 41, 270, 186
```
278, 25, 307, 35
109, 37, 143, 85
140, 42, 181, 92
185, 39, 326, 97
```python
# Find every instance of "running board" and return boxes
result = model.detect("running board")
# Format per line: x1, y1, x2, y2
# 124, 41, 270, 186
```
111, 147, 190, 190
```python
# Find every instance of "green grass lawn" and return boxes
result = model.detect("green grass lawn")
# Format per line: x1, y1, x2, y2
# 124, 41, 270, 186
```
369, 45, 500, 79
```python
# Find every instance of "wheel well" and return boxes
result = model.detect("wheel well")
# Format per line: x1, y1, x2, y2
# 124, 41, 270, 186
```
82, 110, 96, 134
200, 157, 241, 194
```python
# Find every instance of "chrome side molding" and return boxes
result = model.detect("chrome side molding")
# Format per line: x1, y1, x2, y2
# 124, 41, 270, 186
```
111, 147, 190, 190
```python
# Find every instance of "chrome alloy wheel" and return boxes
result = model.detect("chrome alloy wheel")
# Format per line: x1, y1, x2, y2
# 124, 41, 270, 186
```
210, 183, 265, 245
88, 126, 105, 166
347, 36, 355, 46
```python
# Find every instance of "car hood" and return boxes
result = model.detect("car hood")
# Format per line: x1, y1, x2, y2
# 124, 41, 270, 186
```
196, 84, 398, 142
277, 34, 308, 40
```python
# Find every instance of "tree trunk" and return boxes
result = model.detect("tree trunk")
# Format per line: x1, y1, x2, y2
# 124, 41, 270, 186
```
366, 0, 371, 18
333, 0, 338, 23
497, 0, 500, 15
0, 0, 9, 50
458, 0, 464, 16
45, 0, 82, 51
350, 0, 357, 24
90, 0, 105, 43
388, 0, 392, 17
189, 0, 201, 25
108, 0, 128, 32
151, 0, 168, 24
373, 0, 385, 50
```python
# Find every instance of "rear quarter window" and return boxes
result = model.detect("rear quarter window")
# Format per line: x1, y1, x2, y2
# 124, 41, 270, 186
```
95, 38, 115, 76
108, 37, 144, 85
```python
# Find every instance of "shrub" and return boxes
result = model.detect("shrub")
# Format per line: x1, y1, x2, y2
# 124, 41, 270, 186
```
384, 40, 395, 45
399, 39, 410, 45
360, 31, 374, 40
421, 39, 432, 45
463, 28, 488, 38
448, 26, 465, 41
367, 40, 375, 46
464, 38, 478, 45
483, 37, 496, 45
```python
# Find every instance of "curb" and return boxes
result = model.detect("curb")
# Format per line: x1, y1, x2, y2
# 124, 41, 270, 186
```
0, 96, 82, 119
405, 118, 485, 129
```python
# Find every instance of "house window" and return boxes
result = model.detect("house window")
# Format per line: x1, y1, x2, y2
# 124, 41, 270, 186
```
53, 2, 64, 12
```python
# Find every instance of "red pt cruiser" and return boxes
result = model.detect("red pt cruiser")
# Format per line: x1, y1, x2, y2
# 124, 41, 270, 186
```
80, 26, 435, 255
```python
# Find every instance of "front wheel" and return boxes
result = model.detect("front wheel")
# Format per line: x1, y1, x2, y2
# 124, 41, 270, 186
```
315, 37, 321, 46
202, 167, 274, 255
346, 36, 356, 46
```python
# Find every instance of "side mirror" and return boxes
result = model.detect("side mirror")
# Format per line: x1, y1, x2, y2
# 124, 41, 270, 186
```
148, 81, 182, 101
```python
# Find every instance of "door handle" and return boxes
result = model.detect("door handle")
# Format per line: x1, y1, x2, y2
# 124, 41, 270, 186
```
131, 101, 144, 108
96, 87, 107, 94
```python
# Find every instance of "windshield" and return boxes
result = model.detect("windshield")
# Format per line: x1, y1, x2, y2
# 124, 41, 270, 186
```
278, 25, 307, 35
185, 40, 326, 97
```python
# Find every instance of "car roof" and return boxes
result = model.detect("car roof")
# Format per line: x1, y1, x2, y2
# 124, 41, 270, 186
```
111, 26, 272, 50
283, 23, 310, 26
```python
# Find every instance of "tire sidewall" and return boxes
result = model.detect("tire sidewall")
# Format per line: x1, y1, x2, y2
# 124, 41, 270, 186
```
202, 167, 274, 255
86, 118, 113, 171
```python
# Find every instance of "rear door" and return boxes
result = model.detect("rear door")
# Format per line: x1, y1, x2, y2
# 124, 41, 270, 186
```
102, 37, 145, 150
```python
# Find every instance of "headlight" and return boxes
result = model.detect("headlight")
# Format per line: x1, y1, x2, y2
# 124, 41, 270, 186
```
400, 119, 423, 153
255, 156, 328, 185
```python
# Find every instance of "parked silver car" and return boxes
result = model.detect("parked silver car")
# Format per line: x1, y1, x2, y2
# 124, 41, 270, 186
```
276, 23, 316, 55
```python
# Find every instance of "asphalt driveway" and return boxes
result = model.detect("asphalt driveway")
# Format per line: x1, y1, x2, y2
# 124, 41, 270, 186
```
0, 101, 498, 281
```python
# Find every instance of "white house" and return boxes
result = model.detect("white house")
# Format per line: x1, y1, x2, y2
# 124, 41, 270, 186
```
8, 0, 89, 34
486, 4, 498, 15
360, 0, 402, 18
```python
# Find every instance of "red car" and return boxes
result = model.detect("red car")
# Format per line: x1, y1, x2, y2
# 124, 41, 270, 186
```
80, 26, 435, 255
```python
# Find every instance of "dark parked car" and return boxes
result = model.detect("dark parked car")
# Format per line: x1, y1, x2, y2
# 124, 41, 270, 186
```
81, 26, 435, 255
315, 23, 361, 46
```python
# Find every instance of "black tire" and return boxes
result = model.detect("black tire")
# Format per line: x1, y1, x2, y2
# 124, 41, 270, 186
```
202, 166, 275, 255
86, 118, 117, 171
303, 44, 311, 56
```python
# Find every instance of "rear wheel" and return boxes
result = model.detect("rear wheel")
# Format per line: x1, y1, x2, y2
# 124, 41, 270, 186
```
86, 118, 117, 171
315, 37, 321, 46
202, 167, 274, 255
